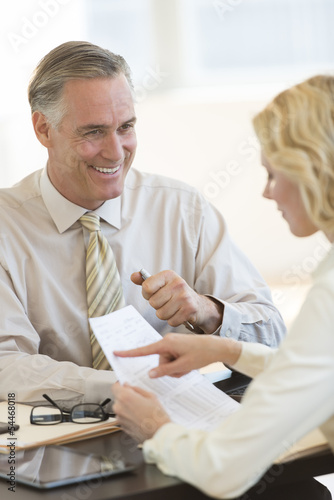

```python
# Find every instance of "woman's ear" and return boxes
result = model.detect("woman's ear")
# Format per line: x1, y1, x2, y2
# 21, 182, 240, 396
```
32, 111, 53, 147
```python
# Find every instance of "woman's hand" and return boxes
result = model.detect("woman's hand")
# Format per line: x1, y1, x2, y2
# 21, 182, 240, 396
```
112, 382, 171, 442
114, 333, 242, 379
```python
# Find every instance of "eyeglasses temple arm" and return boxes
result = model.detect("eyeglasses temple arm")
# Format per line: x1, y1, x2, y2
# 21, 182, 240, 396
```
42, 393, 62, 410
100, 398, 112, 408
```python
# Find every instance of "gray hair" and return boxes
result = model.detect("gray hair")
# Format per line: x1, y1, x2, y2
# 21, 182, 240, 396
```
28, 41, 134, 128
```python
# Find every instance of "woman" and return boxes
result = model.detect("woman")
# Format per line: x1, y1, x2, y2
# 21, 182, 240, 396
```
112, 75, 334, 499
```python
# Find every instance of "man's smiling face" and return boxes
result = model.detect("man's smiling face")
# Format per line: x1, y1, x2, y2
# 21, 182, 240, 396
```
45, 75, 137, 210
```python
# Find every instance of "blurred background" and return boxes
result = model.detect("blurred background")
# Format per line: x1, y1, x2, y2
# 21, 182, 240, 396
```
1, 0, 334, 327
1, 0, 334, 491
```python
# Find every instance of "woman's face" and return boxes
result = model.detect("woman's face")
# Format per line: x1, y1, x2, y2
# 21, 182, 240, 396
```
262, 153, 319, 238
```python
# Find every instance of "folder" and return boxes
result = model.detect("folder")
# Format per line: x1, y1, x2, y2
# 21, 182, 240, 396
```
0, 402, 119, 453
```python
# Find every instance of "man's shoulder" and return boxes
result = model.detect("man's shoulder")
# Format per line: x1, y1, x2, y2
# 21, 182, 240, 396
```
0, 169, 43, 209
125, 168, 201, 197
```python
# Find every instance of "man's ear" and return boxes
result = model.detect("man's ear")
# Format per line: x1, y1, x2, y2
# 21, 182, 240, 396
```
32, 111, 53, 147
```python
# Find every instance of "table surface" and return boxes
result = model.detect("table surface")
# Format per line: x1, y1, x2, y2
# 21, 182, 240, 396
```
2, 429, 214, 500
1, 373, 333, 500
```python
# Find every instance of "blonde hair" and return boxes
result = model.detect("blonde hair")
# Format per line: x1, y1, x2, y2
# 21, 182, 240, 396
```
253, 75, 334, 235
28, 41, 133, 128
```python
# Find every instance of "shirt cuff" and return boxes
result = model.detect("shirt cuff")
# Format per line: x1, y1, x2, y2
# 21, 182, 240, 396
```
232, 342, 276, 378
203, 295, 243, 338
218, 300, 242, 339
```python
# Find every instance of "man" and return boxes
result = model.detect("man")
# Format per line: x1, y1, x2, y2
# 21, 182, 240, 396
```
0, 41, 285, 408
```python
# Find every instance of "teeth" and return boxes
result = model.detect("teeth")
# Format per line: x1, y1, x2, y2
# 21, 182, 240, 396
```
92, 165, 120, 174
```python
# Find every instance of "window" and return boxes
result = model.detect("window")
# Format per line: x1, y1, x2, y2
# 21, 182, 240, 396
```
181, 0, 334, 85
86, 0, 334, 91
85, 0, 154, 85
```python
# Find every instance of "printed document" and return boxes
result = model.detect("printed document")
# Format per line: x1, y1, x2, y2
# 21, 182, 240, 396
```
90, 306, 239, 431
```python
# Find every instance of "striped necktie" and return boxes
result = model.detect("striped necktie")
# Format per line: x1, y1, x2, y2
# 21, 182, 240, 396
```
80, 212, 125, 370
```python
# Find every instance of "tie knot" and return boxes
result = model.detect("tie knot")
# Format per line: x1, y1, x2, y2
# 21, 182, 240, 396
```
79, 213, 101, 232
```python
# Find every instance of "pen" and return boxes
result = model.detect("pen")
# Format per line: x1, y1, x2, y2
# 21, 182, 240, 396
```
139, 268, 195, 331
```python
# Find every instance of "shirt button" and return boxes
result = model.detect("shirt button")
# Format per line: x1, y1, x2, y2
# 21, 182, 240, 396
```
225, 329, 231, 337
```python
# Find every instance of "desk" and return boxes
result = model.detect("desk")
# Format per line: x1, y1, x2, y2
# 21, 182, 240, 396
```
1, 431, 213, 500
2, 429, 333, 500
1, 373, 333, 500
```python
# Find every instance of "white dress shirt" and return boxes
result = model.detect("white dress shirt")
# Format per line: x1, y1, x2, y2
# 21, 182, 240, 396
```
143, 244, 334, 499
0, 167, 285, 406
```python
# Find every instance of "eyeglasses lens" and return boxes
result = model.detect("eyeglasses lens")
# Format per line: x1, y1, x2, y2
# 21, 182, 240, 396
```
31, 406, 62, 425
72, 404, 106, 423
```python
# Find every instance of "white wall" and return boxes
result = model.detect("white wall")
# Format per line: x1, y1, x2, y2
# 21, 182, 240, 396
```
0, 0, 85, 184
136, 90, 330, 279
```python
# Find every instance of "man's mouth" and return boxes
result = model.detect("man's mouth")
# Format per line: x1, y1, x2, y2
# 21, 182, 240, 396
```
90, 165, 121, 174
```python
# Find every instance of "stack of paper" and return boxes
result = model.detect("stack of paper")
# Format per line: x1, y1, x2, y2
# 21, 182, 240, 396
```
90, 305, 240, 431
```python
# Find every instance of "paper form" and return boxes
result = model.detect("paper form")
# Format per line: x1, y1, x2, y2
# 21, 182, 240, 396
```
90, 305, 240, 431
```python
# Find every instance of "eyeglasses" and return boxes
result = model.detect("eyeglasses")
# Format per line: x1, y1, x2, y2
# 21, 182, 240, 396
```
30, 394, 112, 425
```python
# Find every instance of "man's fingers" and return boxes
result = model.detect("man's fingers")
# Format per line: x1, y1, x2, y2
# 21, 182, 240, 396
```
131, 270, 170, 291
141, 270, 177, 301
130, 271, 144, 285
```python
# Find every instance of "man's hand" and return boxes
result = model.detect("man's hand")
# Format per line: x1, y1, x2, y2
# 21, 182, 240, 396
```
114, 333, 242, 379
112, 382, 171, 443
131, 270, 223, 334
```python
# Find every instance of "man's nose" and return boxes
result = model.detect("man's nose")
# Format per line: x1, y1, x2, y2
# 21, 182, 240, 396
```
101, 132, 123, 162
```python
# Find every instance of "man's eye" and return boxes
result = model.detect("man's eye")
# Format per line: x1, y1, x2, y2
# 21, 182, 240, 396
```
85, 130, 102, 137
119, 123, 134, 132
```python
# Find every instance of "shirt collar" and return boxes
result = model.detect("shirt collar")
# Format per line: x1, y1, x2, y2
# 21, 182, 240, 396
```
40, 167, 122, 233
